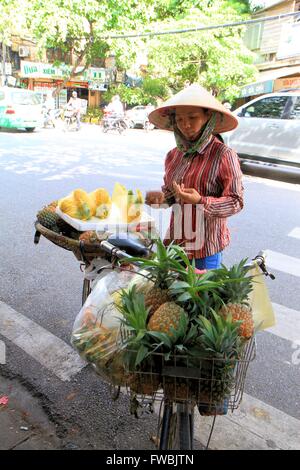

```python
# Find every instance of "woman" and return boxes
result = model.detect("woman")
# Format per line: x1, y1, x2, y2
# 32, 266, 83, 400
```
146, 84, 243, 269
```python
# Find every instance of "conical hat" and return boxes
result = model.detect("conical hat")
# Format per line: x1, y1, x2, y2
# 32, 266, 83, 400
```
148, 84, 238, 133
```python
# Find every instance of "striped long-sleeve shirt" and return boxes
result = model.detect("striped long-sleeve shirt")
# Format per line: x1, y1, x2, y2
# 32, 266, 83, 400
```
161, 136, 244, 259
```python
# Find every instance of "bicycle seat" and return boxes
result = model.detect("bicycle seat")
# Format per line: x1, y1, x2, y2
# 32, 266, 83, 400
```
107, 233, 149, 257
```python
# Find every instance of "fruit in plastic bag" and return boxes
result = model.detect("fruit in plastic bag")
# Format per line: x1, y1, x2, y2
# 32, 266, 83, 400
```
89, 188, 112, 219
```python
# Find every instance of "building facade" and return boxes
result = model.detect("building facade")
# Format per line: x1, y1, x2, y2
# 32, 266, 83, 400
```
1, 35, 115, 108
240, 0, 300, 102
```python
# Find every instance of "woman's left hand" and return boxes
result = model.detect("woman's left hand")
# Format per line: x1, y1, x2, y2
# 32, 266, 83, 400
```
173, 182, 201, 204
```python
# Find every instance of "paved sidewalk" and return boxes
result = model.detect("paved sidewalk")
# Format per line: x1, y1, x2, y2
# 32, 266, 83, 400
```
0, 374, 60, 450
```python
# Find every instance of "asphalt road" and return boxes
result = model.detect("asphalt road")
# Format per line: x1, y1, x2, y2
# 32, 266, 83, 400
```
0, 124, 299, 449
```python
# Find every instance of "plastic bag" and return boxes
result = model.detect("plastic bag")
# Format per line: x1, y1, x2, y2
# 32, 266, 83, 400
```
248, 262, 276, 331
71, 270, 134, 384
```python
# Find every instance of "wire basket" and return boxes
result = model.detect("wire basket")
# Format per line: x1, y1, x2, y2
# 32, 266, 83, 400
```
123, 337, 256, 412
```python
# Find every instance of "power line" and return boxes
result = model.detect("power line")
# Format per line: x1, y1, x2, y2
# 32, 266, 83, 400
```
102, 11, 300, 39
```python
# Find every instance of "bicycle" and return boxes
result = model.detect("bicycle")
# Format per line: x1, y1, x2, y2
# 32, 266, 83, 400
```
79, 237, 275, 450
34, 223, 275, 450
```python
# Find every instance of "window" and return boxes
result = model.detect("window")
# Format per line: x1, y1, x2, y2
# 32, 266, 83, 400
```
243, 22, 264, 51
11, 91, 40, 105
289, 97, 300, 120
243, 96, 288, 119
0, 91, 5, 101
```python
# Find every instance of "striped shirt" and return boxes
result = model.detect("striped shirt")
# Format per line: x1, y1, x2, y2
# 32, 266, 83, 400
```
161, 136, 244, 259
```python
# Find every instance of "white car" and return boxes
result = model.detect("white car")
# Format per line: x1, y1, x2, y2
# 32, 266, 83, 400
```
125, 105, 154, 129
222, 91, 300, 166
0, 86, 43, 132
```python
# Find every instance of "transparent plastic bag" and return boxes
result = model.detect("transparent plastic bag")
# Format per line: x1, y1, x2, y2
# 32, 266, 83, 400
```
71, 270, 134, 384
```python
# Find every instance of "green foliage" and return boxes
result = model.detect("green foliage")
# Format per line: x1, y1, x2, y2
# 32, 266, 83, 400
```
3, 0, 258, 105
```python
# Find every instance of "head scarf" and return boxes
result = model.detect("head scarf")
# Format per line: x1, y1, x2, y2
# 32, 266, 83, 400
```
172, 112, 217, 158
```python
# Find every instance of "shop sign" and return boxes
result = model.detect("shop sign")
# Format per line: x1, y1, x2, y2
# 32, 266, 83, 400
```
240, 79, 273, 98
274, 77, 300, 91
21, 61, 107, 82
88, 80, 107, 91
84, 68, 106, 81
21, 60, 71, 78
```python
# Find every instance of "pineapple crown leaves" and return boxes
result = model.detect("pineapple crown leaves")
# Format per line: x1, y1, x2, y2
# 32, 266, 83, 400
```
116, 285, 149, 334
120, 238, 187, 288
196, 310, 242, 358
211, 258, 255, 304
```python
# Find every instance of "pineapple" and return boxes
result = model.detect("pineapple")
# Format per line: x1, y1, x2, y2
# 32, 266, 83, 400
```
195, 311, 242, 405
36, 207, 60, 233
118, 286, 161, 394
219, 303, 254, 339
215, 259, 255, 339
147, 302, 186, 339
123, 238, 185, 318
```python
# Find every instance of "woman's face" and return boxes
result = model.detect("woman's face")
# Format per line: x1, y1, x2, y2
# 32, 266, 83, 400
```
175, 106, 210, 140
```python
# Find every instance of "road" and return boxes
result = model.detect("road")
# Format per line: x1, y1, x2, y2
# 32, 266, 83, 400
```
0, 124, 299, 449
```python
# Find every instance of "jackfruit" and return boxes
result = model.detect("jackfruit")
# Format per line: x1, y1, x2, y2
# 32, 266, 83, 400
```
89, 188, 111, 219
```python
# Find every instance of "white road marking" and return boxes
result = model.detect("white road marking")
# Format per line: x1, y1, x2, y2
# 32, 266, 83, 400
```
0, 301, 86, 382
288, 227, 300, 240
194, 393, 300, 450
265, 250, 300, 277
269, 303, 300, 344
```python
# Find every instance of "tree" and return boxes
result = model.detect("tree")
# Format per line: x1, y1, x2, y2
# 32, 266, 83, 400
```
26, 0, 159, 94
144, 1, 257, 101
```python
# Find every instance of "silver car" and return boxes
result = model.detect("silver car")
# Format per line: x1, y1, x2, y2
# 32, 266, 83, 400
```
222, 91, 300, 166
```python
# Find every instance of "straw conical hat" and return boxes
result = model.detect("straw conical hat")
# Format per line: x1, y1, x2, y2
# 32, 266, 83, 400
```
148, 84, 238, 133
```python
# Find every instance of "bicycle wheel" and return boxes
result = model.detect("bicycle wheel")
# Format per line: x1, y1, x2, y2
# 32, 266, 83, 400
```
82, 278, 91, 305
159, 402, 194, 450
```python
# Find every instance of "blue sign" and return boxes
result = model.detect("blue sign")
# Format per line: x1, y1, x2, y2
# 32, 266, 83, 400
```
240, 79, 274, 98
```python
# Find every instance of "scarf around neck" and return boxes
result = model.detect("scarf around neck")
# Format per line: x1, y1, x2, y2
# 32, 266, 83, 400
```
173, 112, 217, 158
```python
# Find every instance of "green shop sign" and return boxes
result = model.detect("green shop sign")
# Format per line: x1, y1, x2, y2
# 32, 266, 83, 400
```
21, 61, 106, 81
240, 79, 274, 98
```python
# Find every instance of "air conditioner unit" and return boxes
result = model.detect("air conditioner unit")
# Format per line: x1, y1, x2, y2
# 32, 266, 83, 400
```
19, 46, 30, 57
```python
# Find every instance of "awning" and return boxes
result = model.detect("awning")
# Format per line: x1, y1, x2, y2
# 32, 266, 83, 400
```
240, 65, 300, 98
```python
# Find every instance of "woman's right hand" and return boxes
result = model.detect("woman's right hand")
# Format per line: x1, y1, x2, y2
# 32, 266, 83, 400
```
145, 190, 165, 206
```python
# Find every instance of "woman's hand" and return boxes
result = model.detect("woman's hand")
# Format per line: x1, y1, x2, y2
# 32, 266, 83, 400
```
173, 182, 201, 204
145, 190, 165, 206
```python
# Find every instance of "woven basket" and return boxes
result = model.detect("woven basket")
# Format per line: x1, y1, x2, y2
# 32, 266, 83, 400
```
34, 221, 109, 262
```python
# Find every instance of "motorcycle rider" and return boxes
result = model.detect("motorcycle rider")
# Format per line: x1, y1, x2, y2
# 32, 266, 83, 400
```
104, 94, 124, 117
66, 90, 82, 130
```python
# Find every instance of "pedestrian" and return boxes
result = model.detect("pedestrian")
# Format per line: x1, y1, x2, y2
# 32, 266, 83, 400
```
67, 90, 82, 130
145, 83, 243, 270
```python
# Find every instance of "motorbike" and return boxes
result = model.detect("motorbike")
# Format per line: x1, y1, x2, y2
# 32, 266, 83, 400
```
63, 106, 80, 132
102, 112, 127, 134
42, 106, 61, 129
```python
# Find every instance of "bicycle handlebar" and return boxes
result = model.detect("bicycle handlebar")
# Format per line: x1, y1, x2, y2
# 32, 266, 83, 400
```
99, 240, 275, 279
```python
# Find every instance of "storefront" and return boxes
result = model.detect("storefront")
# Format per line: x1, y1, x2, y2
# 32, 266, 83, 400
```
238, 64, 300, 105
19, 61, 109, 108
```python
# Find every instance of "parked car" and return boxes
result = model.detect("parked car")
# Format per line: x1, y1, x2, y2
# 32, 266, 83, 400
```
222, 91, 300, 167
125, 105, 154, 129
0, 86, 42, 132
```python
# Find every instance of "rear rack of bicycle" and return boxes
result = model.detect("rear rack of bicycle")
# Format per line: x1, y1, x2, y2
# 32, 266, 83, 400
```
117, 336, 256, 412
